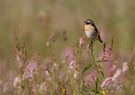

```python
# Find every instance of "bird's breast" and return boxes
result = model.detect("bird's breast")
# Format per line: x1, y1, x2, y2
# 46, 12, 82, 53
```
84, 25, 94, 31
84, 25, 98, 39
85, 31, 94, 38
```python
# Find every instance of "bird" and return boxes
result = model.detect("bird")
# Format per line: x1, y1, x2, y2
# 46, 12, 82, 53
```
84, 19, 103, 43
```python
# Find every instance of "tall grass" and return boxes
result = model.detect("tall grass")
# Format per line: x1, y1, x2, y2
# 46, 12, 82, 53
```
0, 0, 135, 95
3, 34, 133, 95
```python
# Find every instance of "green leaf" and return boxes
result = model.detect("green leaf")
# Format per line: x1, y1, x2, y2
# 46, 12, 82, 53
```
82, 62, 97, 73
96, 60, 111, 63
100, 71, 105, 78
82, 60, 110, 73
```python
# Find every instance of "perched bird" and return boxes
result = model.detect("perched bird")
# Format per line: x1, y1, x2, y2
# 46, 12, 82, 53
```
84, 19, 103, 43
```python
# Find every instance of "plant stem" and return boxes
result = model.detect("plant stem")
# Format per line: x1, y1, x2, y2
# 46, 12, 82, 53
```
89, 41, 99, 95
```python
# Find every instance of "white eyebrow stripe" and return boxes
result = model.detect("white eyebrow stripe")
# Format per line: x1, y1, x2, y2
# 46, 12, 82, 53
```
87, 21, 91, 23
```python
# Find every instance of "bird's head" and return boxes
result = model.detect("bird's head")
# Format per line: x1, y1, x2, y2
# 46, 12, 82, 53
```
84, 19, 94, 26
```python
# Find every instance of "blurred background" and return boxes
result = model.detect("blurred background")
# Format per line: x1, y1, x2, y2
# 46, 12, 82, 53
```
0, 0, 135, 58
0, 0, 135, 94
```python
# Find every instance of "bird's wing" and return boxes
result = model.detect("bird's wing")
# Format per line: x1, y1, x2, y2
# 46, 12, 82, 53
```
94, 25, 103, 43
94, 24, 99, 33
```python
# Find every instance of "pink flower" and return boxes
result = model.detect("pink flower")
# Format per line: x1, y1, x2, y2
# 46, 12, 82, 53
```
44, 70, 51, 81
103, 62, 116, 77
13, 76, 21, 87
16, 55, 22, 67
79, 37, 85, 47
69, 60, 75, 72
3, 82, 9, 93
101, 62, 128, 89
84, 70, 97, 85
100, 69, 122, 88
43, 58, 52, 69
111, 69, 121, 81
61, 47, 74, 63
23, 60, 37, 79
100, 77, 112, 88
122, 62, 128, 72
39, 82, 47, 93
98, 46, 113, 61
69, 60, 78, 79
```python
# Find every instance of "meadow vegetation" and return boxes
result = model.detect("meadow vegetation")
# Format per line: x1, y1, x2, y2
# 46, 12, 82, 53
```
0, 0, 135, 95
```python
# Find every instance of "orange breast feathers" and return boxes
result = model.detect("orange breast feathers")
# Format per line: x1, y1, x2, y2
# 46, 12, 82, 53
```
84, 25, 94, 31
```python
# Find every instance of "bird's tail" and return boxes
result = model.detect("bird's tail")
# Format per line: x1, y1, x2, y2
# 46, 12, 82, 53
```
97, 35, 103, 43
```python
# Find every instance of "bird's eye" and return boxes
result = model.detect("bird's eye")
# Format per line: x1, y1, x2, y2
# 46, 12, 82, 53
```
85, 22, 90, 24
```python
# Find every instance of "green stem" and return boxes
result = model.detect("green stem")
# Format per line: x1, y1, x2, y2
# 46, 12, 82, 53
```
89, 41, 95, 63
95, 76, 99, 95
91, 50, 95, 63
89, 41, 99, 95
